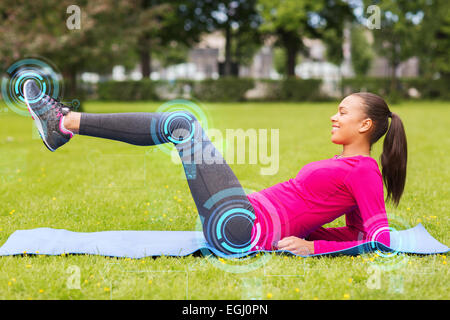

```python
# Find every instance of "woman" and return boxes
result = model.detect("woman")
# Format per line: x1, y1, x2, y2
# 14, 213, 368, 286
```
23, 80, 407, 256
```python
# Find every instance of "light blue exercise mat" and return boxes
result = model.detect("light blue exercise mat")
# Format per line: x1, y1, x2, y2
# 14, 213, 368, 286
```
0, 224, 447, 259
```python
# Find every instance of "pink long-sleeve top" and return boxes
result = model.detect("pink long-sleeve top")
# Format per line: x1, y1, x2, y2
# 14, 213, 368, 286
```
248, 154, 390, 254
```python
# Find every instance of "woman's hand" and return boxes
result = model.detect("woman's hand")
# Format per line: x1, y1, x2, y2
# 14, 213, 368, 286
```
275, 236, 315, 255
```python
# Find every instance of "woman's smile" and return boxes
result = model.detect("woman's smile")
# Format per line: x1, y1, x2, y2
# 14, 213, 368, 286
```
331, 124, 340, 133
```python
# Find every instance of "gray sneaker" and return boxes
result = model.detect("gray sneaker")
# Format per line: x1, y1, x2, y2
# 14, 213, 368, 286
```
23, 80, 73, 151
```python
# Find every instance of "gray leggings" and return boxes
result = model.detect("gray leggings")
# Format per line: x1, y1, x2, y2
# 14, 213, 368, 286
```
79, 111, 255, 255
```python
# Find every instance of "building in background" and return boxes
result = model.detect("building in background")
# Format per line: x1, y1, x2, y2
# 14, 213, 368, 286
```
90, 28, 418, 98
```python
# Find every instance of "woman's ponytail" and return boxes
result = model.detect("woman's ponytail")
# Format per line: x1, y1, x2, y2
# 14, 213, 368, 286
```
380, 112, 408, 207
353, 92, 408, 207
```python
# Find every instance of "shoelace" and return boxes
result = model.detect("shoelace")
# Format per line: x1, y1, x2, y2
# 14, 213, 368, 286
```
42, 95, 61, 108
42, 95, 68, 118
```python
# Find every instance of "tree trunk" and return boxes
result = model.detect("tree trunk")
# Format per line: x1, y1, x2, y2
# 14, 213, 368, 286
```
139, 0, 152, 78
234, 38, 241, 77
224, 23, 232, 76
62, 69, 76, 98
390, 62, 398, 94
62, 68, 83, 112
281, 31, 300, 77
286, 44, 298, 77
140, 39, 151, 78
390, 43, 399, 95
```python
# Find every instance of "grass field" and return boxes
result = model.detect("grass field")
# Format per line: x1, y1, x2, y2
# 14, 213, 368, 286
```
0, 99, 448, 300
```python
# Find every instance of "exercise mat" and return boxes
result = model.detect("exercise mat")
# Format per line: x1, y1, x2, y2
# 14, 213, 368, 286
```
0, 224, 447, 258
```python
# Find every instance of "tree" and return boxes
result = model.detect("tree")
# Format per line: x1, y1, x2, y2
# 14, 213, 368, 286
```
351, 24, 374, 76
258, 0, 314, 77
362, 0, 423, 92
125, 0, 170, 78
414, 0, 450, 79
272, 47, 286, 76
204, 0, 262, 76
258, 0, 354, 77
230, 8, 263, 71
0, 0, 131, 103
121, 0, 211, 78
154, 42, 190, 68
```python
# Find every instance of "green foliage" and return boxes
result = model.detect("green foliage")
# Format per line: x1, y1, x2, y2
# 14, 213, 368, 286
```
272, 48, 302, 77
341, 77, 450, 100
97, 80, 159, 101
0, 0, 210, 96
257, 0, 319, 35
208, 0, 262, 74
0, 0, 129, 73
0, 0, 133, 105
323, 28, 344, 66
259, 78, 323, 101
89, 78, 327, 102
350, 25, 374, 76
362, 0, 423, 90
414, 0, 450, 78
273, 48, 287, 76
318, 3, 355, 66
257, 0, 316, 76
120, 0, 211, 76
232, 27, 263, 68
401, 78, 450, 100
359, 0, 449, 88
79, 75, 450, 103
258, 0, 354, 74
153, 42, 190, 68
341, 77, 396, 99
192, 78, 255, 102
96, 78, 255, 102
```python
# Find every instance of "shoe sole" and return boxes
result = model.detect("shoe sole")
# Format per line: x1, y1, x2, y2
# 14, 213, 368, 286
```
23, 89, 56, 152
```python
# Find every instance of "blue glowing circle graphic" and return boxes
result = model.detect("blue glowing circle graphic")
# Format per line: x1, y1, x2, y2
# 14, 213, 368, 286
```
153, 99, 209, 156
163, 112, 195, 144
363, 213, 412, 271
213, 207, 255, 253
71, 99, 80, 110
194, 186, 272, 274
1, 58, 62, 117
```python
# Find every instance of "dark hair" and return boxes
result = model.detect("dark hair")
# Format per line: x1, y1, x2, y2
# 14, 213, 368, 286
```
352, 92, 408, 207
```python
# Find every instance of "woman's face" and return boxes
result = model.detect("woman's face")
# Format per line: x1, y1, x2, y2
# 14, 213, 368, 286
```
330, 94, 371, 145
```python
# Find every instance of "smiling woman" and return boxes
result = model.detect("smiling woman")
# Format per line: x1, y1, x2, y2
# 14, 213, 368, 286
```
248, 92, 408, 255
23, 78, 408, 257
333, 92, 408, 206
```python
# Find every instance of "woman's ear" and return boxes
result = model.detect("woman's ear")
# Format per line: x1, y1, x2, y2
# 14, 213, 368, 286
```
359, 118, 373, 133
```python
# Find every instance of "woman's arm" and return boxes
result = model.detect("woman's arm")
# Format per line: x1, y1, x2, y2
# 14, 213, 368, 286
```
311, 163, 390, 254
302, 215, 363, 254
306, 209, 361, 241
275, 219, 360, 255
276, 162, 390, 255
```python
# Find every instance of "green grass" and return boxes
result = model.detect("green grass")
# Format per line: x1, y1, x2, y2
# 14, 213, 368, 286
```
0, 100, 448, 300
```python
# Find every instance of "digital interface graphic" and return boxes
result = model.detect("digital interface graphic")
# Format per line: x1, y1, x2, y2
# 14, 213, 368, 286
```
1, 58, 63, 117
0, 0, 447, 305
152, 99, 210, 157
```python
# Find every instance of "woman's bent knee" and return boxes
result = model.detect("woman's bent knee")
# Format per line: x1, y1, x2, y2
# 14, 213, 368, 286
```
163, 111, 200, 145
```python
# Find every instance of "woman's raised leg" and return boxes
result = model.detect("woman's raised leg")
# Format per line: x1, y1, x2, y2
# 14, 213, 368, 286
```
24, 80, 256, 255
76, 111, 257, 255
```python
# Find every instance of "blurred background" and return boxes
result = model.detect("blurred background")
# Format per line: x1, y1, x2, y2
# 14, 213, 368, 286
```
0, 1, 449, 300
0, 0, 448, 107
